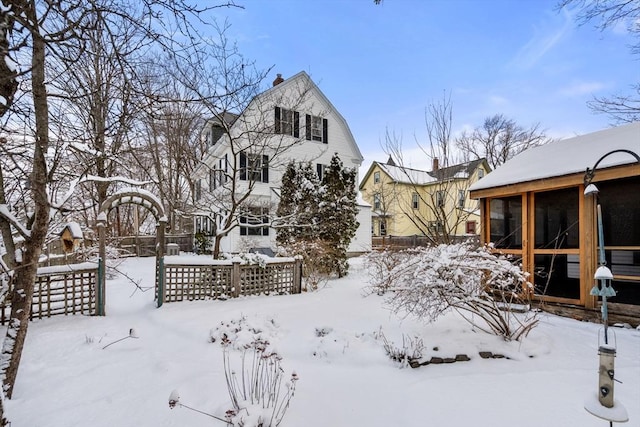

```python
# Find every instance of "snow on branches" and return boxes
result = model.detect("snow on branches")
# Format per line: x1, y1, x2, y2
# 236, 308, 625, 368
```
366, 243, 538, 341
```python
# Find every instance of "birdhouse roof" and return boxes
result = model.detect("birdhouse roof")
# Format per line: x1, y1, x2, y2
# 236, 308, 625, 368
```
60, 222, 84, 239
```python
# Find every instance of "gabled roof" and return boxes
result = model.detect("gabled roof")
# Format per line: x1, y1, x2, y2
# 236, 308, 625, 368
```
257, 71, 364, 162
360, 157, 489, 188
469, 121, 640, 192
432, 158, 488, 181
209, 111, 239, 129
196, 71, 363, 176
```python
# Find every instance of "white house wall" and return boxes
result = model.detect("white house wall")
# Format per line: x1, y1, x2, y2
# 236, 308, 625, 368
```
196, 72, 368, 254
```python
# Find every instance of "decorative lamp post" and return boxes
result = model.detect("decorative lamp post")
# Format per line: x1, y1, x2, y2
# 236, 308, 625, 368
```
582, 149, 638, 425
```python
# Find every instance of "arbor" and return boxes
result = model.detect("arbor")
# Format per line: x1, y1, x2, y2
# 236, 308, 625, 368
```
558, 0, 640, 123
456, 114, 552, 170
0, 0, 238, 418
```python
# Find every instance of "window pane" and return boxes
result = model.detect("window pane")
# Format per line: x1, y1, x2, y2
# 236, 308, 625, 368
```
534, 254, 580, 299
597, 176, 640, 246
534, 188, 579, 249
281, 109, 293, 135
490, 196, 522, 249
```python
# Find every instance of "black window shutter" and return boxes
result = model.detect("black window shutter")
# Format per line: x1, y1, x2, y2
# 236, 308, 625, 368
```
224, 154, 229, 182
274, 107, 281, 133
263, 215, 269, 236
316, 163, 322, 179
262, 155, 269, 183
294, 111, 300, 137
305, 114, 312, 140
239, 152, 247, 180
323, 118, 328, 144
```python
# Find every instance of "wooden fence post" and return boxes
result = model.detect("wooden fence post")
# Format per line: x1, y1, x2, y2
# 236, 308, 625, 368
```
232, 261, 241, 298
293, 257, 302, 294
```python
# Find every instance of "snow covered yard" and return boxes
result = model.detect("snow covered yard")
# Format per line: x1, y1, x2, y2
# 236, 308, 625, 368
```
5, 256, 640, 427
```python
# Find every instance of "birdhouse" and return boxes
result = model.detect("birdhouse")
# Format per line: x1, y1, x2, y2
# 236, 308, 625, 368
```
59, 222, 84, 254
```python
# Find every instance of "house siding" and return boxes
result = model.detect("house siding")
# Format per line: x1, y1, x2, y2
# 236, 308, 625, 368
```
193, 71, 368, 254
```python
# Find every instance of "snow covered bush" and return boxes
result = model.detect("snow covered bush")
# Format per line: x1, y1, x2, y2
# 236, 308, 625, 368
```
363, 248, 419, 295
367, 243, 537, 341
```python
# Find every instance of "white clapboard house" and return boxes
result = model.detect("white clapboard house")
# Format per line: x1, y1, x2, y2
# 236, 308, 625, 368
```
192, 71, 371, 255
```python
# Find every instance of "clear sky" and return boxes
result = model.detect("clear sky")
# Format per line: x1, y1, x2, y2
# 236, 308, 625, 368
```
212, 0, 638, 172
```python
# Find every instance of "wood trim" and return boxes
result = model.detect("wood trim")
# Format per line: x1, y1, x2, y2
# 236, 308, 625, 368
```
533, 248, 580, 255
605, 246, 640, 250
534, 294, 582, 305
614, 275, 640, 282
470, 163, 640, 199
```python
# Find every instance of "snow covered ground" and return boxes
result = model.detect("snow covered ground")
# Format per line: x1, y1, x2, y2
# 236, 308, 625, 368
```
5, 256, 640, 427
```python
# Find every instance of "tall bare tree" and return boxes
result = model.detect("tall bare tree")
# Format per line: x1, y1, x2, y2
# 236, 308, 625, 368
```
456, 114, 552, 170
174, 59, 316, 258
0, 2, 239, 420
383, 93, 480, 244
558, 0, 640, 123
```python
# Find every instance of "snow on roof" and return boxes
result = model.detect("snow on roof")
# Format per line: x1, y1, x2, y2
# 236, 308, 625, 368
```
377, 158, 485, 185
61, 221, 83, 239
379, 162, 436, 184
470, 122, 640, 192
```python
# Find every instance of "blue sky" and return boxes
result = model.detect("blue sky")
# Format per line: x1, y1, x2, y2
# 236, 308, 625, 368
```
213, 0, 638, 171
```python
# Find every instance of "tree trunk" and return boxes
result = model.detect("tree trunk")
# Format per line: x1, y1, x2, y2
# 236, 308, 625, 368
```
0, 4, 50, 399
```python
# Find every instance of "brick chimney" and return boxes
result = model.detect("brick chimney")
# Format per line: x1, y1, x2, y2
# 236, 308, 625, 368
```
273, 73, 284, 86
432, 157, 439, 171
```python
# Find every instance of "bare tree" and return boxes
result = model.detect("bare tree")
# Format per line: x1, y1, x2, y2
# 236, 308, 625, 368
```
0, 1, 239, 418
174, 58, 317, 257
558, 0, 640, 123
382, 93, 479, 244
456, 114, 552, 170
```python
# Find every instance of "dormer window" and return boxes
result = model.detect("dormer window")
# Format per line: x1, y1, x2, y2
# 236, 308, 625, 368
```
305, 114, 328, 144
478, 168, 485, 179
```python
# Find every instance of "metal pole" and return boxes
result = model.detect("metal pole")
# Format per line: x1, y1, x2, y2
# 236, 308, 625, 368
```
596, 204, 611, 345
97, 219, 106, 316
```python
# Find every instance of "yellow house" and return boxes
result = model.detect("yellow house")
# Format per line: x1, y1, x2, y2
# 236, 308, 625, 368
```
359, 157, 490, 244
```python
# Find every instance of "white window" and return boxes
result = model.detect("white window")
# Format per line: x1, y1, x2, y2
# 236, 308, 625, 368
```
275, 107, 299, 137
240, 207, 269, 236
478, 168, 484, 179
240, 153, 269, 183
373, 193, 381, 210
436, 190, 445, 207
412, 193, 419, 209
429, 221, 444, 233
305, 114, 328, 143
311, 116, 323, 141
458, 190, 465, 209
379, 219, 387, 236
374, 171, 380, 184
